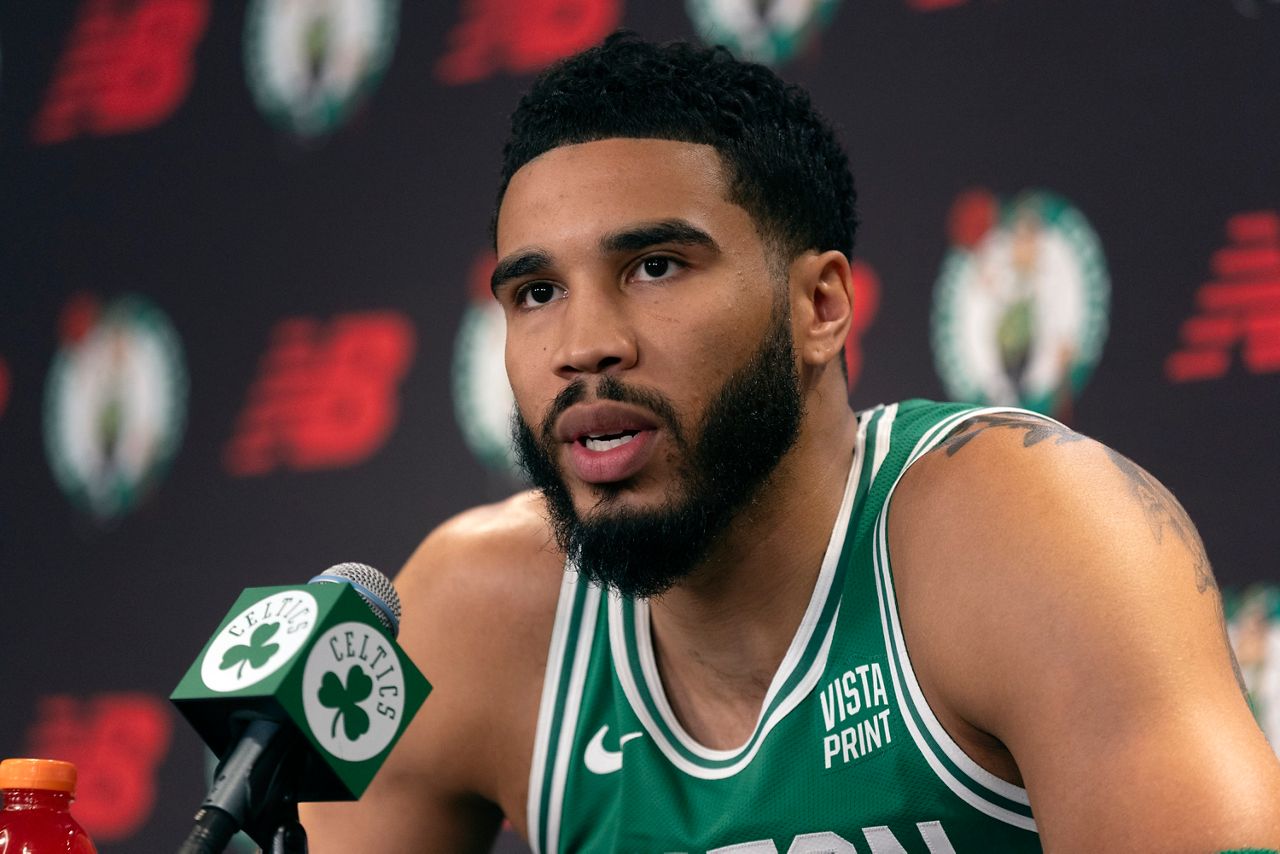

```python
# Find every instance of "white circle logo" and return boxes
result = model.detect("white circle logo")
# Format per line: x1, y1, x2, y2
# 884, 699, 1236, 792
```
245, 0, 399, 137
1227, 585, 1280, 752
452, 297, 520, 474
302, 621, 404, 762
44, 294, 188, 523
687, 0, 841, 65
200, 591, 319, 692
932, 189, 1110, 416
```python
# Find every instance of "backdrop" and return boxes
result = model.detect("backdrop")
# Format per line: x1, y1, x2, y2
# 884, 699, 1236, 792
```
1, 1, 1278, 851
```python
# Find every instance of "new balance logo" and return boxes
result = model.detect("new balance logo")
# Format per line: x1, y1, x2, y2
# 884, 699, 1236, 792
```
224, 312, 415, 476
1165, 211, 1280, 382
32, 0, 209, 144
436, 0, 621, 85
583, 725, 642, 775
27, 693, 173, 842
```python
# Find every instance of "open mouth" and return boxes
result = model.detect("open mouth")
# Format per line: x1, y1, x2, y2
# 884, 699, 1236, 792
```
580, 430, 640, 452
556, 403, 661, 483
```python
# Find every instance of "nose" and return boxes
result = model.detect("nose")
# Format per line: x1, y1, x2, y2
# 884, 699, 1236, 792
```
552, 285, 638, 378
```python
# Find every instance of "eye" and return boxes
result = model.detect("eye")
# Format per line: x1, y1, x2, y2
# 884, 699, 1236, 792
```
516, 281, 565, 309
632, 256, 683, 282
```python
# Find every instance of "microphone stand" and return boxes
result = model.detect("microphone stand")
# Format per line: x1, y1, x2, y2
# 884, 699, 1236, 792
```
177, 717, 309, 854
266, 790, 307, 854
260, 741, 308, 854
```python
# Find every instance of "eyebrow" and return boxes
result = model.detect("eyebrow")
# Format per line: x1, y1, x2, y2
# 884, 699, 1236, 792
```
600, 219, 719, 255
490, 219, 720, 296
490, 249, 553, 296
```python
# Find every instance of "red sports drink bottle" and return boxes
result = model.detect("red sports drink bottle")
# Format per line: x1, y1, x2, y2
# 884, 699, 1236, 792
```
0, 758, 97, 853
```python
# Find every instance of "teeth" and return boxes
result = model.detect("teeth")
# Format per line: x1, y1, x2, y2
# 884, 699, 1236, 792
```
584, 433, 637, 452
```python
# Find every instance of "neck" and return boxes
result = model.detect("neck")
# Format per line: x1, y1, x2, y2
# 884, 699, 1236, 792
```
646, 397, 859, 747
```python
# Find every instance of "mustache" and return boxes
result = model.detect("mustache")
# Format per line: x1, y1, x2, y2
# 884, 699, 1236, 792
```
537, 376, 684, 447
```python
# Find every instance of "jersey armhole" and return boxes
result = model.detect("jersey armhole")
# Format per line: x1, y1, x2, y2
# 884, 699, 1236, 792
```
870, 405, 1045, 833
526, 570, 601, 854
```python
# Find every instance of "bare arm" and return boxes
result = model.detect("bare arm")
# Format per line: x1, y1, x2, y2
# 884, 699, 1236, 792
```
301, 494, 562, 853
890, 415, 1280, 851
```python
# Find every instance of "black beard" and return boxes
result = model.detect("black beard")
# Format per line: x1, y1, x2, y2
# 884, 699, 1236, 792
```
511, 311, 804, 599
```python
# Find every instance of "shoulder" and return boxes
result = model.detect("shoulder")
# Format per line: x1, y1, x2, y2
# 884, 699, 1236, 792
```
885, 410, 1280, 845
302, 492, 567, 850
886, 409, 1221, 722
394, 491, 566, 816
888, 409, 1209, 602
398, 489, 565, 633
396, 487, 566, 727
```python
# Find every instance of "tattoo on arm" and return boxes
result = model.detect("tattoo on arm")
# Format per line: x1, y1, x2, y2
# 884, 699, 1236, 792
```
941, 413, 1085, 457
1101, 448, 1248, 696
1101, 448, 1213, 593
940, 414, 1212, 592
940, 412, 1248, 696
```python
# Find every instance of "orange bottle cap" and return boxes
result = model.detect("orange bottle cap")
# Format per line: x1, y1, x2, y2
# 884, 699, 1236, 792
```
0, 758, 77, 793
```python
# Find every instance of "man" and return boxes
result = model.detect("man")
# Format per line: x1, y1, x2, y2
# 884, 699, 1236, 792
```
302, 34, 1280, 852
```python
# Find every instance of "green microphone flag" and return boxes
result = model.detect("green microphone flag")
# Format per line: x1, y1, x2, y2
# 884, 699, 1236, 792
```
171, 582, 431, 800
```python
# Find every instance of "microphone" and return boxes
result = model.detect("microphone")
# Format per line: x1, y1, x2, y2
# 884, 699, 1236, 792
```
310, 562, 401, 637
171, 563, 431, 853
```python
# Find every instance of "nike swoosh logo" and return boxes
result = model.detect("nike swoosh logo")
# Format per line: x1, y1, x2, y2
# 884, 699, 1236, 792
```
583, 725, 643, 775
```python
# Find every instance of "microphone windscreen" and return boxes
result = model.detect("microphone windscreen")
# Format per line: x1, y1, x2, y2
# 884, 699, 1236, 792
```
309, 562, 402, 637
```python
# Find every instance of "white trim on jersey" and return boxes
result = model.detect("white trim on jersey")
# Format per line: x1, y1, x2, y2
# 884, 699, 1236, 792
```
633, 598, 741, 761
544, 582, 601, 854
870, 402, 898, 484
873, 405, 1048, 832
609, 408, 874, 778
612, 591, 841, 781
526, 571, 581, 854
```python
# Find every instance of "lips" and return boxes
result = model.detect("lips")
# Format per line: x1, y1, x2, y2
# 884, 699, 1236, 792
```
555, 402, 661, 484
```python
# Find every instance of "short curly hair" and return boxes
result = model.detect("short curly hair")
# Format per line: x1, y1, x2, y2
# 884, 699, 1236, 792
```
493, 32, 858, 264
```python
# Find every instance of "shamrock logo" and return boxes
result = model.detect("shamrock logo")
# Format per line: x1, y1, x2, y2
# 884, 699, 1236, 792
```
317, 664, 373, 741
219, 622, 281, 679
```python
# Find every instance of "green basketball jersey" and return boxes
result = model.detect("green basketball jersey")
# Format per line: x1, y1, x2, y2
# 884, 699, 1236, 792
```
526, 400, 1042, 853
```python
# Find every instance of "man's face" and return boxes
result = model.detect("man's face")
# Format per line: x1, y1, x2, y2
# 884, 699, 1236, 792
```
493, 138, 803, 596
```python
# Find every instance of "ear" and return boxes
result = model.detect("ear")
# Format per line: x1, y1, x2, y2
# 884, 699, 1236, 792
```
791, 250, 854, 369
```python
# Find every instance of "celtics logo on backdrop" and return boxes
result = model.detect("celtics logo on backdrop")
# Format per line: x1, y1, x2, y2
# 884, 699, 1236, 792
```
1226, 585, 1280, 754
245, 0, 399, 138
452, 253, 521, 476
931, 189, 1110, 418
302, 621, 405, 761
687, 0, 842, 65
44, 293, 188, 524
